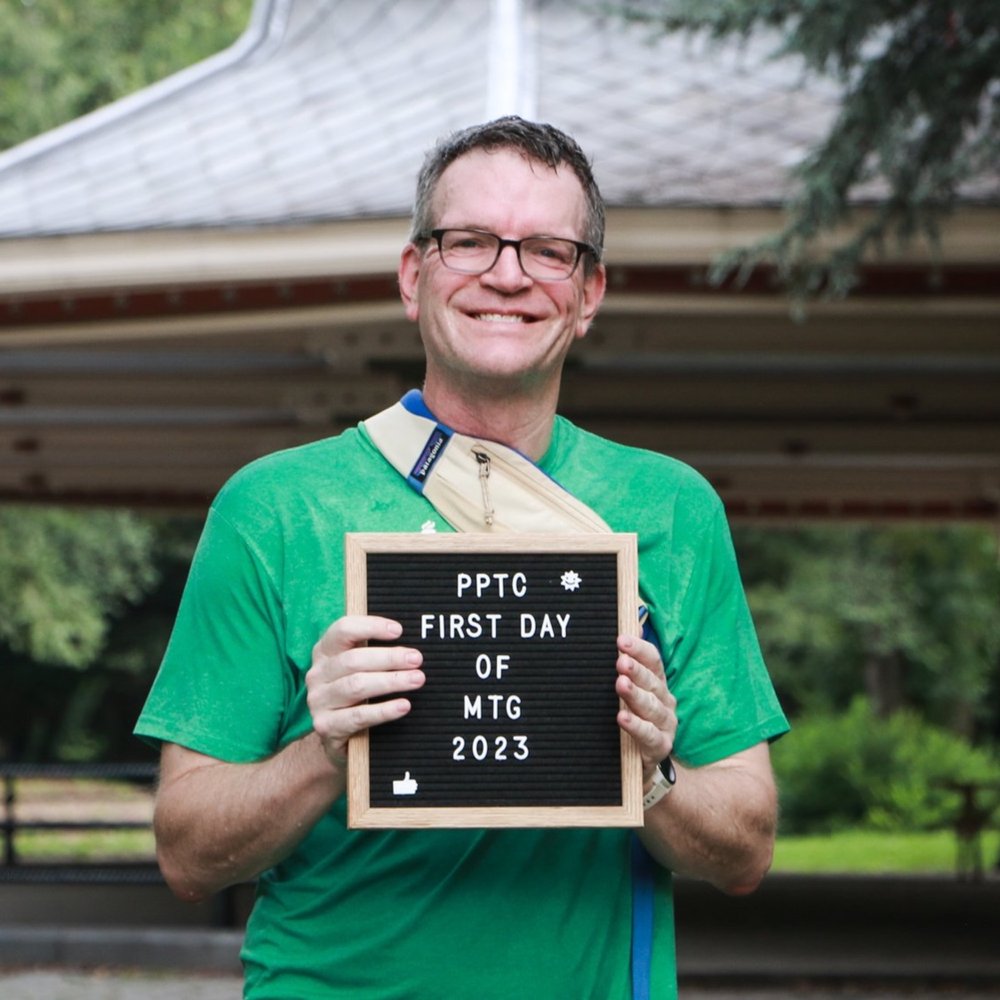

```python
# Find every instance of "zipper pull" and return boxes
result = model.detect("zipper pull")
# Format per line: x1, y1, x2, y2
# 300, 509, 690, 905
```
473, 449, 495, 527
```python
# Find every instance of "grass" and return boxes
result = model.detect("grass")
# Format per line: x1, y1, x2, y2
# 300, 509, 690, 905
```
773, 828, 1000, 875
12, 827, 1000, 873
3, 777, 156, 864
13, 828, 156, 863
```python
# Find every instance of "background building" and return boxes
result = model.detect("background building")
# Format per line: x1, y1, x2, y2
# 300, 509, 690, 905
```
1, 0, 997, 518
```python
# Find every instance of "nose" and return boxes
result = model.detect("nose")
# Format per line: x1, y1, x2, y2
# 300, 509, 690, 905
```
481, 243, 532, 290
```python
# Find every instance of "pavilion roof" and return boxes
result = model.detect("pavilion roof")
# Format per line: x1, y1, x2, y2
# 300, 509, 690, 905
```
0, 0, 855, 238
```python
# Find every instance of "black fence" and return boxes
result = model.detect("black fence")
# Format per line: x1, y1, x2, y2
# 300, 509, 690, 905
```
1, 761, 160, 884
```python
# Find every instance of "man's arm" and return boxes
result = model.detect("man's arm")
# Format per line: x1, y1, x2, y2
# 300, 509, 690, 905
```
154, 615, 425, 902
616, 634, 778, 895
154, 735, 341, 902
638, 743, 777, 894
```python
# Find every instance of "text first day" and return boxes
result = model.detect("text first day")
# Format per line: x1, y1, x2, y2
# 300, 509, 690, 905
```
419, 612, 572, 640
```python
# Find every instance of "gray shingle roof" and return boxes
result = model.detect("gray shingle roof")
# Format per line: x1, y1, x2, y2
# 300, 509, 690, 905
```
0, 0, 901, 238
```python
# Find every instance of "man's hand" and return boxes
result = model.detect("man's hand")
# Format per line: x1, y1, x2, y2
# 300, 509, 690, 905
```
615, 633, 676, 784
306, 615, 426, 765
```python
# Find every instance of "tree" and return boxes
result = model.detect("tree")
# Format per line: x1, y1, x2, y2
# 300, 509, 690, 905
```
0, 506, 158, 759
0, 507, 202, 760
733, 524, 1000, 740
612, 0, 1000, 298
0, 506, 159, 667
0, 0, 253, 151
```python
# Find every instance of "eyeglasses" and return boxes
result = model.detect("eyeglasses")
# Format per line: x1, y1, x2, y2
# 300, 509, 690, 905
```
422, 229, 597, 281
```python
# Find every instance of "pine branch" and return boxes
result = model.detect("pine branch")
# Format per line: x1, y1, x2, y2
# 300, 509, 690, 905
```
606, 0, 1000, 301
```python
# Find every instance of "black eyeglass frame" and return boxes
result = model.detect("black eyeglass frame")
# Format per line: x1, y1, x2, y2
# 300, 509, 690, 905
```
420, 228, 599, 281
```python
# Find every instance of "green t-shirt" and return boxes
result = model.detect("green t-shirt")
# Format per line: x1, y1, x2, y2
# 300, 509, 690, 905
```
135, 413, 788, 999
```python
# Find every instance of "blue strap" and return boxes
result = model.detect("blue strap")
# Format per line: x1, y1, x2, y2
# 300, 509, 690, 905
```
631, 835, 656, 999
399, 390, 453, 493
631, 612, 663, 999
400, 387, 435, 420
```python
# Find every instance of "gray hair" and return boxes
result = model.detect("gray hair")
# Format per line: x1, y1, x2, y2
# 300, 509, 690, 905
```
409, 116, 605, 268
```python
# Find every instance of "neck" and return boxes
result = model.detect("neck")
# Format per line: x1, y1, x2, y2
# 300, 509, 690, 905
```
422, 375, 560, 462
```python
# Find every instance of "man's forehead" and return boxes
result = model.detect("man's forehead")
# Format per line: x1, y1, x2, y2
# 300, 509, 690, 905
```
430, 148, 587, 226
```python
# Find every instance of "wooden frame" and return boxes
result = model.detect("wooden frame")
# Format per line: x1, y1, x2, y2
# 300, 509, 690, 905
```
346, 532, 642, 829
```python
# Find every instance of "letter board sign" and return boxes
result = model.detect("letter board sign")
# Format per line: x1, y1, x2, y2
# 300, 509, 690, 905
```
345, 533, 642, 828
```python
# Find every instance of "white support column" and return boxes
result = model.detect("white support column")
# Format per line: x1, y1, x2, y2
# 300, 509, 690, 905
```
486, 0, 539, 119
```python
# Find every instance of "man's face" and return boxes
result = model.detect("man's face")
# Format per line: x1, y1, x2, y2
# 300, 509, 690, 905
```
399, 148, 606, 396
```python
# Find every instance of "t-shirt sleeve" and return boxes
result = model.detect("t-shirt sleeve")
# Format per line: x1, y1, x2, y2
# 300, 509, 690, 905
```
134, 503, 292, 762
667, 494, 789, 767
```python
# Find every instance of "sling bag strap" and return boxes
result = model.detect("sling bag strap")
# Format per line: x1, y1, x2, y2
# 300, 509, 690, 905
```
364, 391, 658, 1000
363, 391, 614, 535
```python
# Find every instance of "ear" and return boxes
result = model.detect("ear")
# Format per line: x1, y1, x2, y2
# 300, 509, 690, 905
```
398, 243, 422, 322
575, 263, 607, 340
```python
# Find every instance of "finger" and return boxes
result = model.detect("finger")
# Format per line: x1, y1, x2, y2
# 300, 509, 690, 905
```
617, 633, 665, 679
616, 672, 673, 726
314, 615, 403, 658
334, 643, 423, 676
616, 653, 669, 707
307, 643, 423, 698
320, 658, 426, 706
312, 695, 415, 752
617, 706, 672, 763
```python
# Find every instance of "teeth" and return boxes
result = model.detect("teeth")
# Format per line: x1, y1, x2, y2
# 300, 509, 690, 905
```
475, 313, 527, 323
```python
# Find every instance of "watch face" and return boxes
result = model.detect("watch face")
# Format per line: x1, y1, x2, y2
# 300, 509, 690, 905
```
664, 757, 676, 784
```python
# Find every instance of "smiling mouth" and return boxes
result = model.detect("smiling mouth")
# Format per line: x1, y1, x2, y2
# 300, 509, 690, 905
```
472, 312, 533, 324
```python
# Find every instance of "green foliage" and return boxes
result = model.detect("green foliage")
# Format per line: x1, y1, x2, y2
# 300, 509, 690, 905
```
0, 506, 159, 667
772, 698, 1000, 834
610, 0, 1000, 299
733, 525, 1000, 736
0, 0, 254, 151
0, 511, 202, 761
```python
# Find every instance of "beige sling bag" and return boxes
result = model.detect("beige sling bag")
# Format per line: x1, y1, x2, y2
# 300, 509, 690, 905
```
364, 396, 614, 536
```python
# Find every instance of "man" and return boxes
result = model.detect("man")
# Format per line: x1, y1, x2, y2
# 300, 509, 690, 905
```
137, 117, 788, 999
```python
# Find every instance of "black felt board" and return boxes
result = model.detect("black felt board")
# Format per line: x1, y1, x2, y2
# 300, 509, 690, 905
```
345, 534, 642, 829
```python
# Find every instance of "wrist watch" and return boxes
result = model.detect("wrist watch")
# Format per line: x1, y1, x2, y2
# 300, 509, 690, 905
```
642, 756, 676, 811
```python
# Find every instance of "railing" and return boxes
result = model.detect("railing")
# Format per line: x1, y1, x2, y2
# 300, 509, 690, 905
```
1, 761, 160, 883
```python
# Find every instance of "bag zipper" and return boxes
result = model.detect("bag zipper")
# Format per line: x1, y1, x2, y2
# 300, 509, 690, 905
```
473, 449, 495, 526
